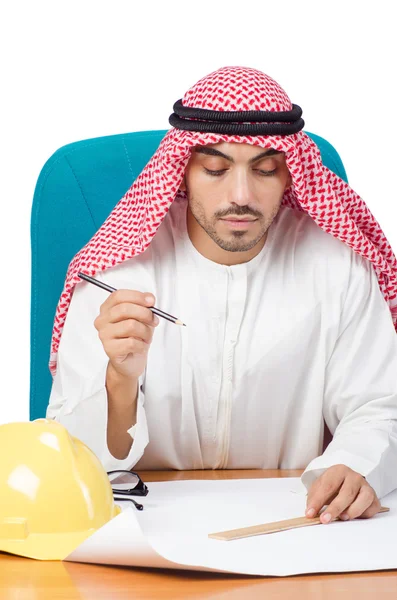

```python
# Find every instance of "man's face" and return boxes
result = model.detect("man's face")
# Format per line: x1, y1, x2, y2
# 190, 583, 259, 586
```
182, 142, 291, 253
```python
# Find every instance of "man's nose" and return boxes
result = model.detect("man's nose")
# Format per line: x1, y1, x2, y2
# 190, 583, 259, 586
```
228, 170, 254, 206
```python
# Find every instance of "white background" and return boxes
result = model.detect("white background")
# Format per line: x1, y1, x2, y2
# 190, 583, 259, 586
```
1, 0, 396, 424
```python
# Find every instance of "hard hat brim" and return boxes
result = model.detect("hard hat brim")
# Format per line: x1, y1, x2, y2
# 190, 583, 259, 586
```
0, 505, 122, 560
1, 528, 96, 561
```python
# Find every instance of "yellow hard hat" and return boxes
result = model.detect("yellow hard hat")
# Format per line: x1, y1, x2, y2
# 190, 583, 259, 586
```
0, 419, 121, 560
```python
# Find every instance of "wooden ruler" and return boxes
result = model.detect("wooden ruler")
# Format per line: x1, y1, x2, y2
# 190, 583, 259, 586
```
208, 506, 390, 541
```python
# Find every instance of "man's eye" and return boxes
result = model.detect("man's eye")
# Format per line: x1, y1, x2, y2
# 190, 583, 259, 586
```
255, 168, 277, 177
204, 168, 227, 176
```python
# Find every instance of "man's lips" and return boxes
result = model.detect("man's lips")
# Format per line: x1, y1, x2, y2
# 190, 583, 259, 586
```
219, 217, 258, 228
220, 217, 258, 222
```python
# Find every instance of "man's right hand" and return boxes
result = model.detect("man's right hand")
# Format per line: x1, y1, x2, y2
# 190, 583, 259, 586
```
94, 289, 159, 380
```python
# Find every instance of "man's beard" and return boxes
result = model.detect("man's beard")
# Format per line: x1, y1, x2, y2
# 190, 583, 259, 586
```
188, 197, 280, 253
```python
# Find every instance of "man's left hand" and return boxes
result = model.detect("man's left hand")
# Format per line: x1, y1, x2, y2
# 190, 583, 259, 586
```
305, 464, 381, 524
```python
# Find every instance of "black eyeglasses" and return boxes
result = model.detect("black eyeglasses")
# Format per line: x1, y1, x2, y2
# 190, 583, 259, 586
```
107, 470, 149, 511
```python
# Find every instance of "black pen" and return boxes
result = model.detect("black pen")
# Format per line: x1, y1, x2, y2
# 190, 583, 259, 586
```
78, 272, 186, 326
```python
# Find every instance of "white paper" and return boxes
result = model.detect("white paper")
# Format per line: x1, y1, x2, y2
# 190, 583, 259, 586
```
66, 478, 397, 576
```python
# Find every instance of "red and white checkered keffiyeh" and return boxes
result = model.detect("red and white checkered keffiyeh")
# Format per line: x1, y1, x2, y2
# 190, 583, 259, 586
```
49, 66, 397, 376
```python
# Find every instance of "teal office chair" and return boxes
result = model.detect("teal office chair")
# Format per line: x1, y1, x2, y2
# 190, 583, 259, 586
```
30, 130, 348, 420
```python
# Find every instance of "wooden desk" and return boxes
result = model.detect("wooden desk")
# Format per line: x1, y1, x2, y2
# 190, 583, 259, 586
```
1, 470, 396, 599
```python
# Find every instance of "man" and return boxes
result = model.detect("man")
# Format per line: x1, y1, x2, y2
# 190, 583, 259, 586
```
47, 66, 397, 525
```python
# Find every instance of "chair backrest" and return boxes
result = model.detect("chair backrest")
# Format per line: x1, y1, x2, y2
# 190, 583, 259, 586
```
30, 130, 348, 420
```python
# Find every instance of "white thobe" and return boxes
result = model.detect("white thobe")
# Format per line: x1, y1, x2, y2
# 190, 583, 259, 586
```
47, 199, 397, 498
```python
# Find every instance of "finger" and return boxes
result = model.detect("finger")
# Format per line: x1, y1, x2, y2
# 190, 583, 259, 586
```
359, 496, 382, 519
101, 319, 155, 344
95, 307, 159, 332
100, 289, 156, 312
108, 302, 157, 326
105, 337, 150, 360
320, 474, 363, 523
339, 489, 380, 521
306, 468, 345, 518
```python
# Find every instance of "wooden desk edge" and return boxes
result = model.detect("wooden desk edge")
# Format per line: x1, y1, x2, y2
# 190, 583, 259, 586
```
136, 469, 304, 482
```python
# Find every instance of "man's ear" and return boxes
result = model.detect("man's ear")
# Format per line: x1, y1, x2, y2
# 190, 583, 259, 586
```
285, 172, 292, 190
179, 176, 187, 192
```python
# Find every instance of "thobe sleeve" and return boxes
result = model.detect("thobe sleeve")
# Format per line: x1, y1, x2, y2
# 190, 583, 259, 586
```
46, 278, 149, 471
301, 252, 397, 499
